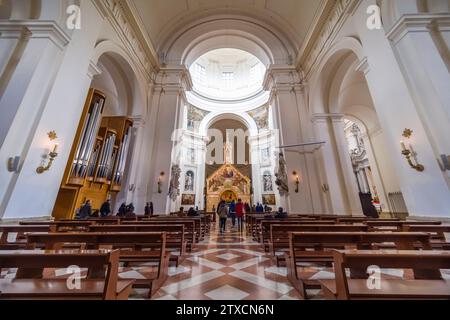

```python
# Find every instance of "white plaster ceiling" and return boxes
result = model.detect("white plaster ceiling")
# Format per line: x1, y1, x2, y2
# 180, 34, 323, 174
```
130, 0, 326, 53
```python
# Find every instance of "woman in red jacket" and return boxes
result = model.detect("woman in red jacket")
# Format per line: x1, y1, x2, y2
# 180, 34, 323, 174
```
235, 199, 245, 232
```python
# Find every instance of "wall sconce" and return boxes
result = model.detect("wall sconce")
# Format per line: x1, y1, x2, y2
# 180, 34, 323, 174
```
157, 172, 165, 193
400, 129, 425, 172
36, 131, 59, 174
441, 155, 450, 171
322, 184, 330, 193
129, 184, 136, 192
293, 171, 300, 193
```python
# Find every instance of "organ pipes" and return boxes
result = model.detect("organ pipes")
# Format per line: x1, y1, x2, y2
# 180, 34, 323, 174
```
97, 133, 116, 179
113, 126, 131, 185
70, 98, 104, 178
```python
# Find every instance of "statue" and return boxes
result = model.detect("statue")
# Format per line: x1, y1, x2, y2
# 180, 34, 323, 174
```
275, 153, 289, 196
168, 165, 181, 201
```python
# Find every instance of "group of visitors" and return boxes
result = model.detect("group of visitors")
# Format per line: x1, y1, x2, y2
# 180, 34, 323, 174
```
76, 200, 155, 219
173, 207, 200, 217
217, 199, 246, 234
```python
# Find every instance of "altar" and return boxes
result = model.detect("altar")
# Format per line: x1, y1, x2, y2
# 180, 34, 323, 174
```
206, 164, 251, 212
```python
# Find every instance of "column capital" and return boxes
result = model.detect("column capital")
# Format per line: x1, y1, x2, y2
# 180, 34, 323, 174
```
0, 21, 70, 49
386, 13, 450, 44
312, 113, 345, 123
263, 64, 304, 93
87, 60, 102, 80
154, 65, 193, 93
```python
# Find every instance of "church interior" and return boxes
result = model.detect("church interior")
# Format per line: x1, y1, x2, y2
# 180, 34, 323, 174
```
1, 0, 450, 302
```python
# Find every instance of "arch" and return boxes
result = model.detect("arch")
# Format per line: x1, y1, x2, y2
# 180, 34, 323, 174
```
91, 40, 146, 117
162, 17, 296, 67
199, 112, 259, 137
310, 37, 365, 115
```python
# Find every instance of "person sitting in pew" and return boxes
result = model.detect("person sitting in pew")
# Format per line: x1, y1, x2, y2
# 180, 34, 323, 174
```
275, 207, 288, 219
77, 200, 92, 219
145, 202, 154, 217
117, 203, 127, 217
100, 199, 111, 217
187, 207, 199, 217
177, 207, 186, 217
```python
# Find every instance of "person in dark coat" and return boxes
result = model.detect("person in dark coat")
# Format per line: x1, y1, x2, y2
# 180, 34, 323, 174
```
78, 200, 92, 219
187, 207, 199, 217
100, 200, 111, 217
117, 203, 127, 217
275, 207, 288, 219
145, 202, 154, 216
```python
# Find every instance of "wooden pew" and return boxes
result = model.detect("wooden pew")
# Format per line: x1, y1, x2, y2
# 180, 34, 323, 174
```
258, 219, 336, 249
0, 225, 54, 247
0, 250, 134, 300
269, 224, 370, 266
366, 220, 442, 231
19, 221, 94, 231
285, 231, 432, 299
320, 250, 450, 300
26, 232, 169, 298
402, 225, 450, 249
132, 219, 198, 250
88, 224, 187, 266
153, 217, 203, 242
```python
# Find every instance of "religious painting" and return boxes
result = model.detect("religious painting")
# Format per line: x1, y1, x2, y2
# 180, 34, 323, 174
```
187, 105, 209, 132
185, 170, 195, 192
247, 105, 269, 131
263, 171, 273, 192
221, 190, 238, 203
261, 147, 270, 164
262, 194, 276, 206
182, 194, 196, 206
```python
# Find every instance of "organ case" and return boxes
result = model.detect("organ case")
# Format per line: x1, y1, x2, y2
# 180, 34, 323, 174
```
52, 89, 134, 220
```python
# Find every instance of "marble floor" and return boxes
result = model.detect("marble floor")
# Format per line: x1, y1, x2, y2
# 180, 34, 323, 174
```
146, 221, 302, 300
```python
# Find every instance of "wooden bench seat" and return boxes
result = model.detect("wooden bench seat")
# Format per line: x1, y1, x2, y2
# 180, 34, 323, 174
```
88, 224, 187, 266
1, 225, 54, 246
320, 250, 450, 300
0, 250, 133, 300
19, 221, 94, 231
285, 232, 432, 299
26, 232, 169, 298
269, 224, 370, 266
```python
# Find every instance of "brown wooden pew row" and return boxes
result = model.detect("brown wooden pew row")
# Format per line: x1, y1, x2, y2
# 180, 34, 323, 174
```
258, 220, 337, 248
366, 220, 443, 231
320, 250, 450, 300
0, 225, 55, 247
20, 220, 94, 231
402, 225, 450, 249
26, 232, 169, 298
122, 219, 196, 251
269, 224, 370, 266
285, 231, 432, 299
88, 224, 187, 266
152, 216, 204, 241
0, 249, 133, 300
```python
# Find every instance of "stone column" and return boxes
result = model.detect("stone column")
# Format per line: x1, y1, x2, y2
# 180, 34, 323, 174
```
354, 0, 450, 218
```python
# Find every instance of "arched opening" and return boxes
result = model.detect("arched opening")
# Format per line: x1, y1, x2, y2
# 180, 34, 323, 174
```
313, 47, 402, 217
52, 50, 143, 219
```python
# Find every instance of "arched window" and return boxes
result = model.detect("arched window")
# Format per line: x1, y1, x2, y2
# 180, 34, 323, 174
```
263, 171, 273, 192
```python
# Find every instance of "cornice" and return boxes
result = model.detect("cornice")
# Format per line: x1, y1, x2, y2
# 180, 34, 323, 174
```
386, 13, 450, 44
0, 20, 70, 49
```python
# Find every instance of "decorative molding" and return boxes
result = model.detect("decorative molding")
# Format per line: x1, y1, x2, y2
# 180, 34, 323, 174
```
355, 57, 370, 75
298, 0, 360, 79
386, 14, 450, 45
87, 60, 102, 80
312, 113, 345, 123
0, 21, 70, 50
95, 0, 159, 82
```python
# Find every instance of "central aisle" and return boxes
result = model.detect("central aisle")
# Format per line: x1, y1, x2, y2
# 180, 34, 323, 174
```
132, 221, 302, 300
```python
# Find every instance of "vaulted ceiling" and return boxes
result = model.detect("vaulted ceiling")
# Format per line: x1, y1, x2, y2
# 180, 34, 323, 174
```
128, 0, 330, 62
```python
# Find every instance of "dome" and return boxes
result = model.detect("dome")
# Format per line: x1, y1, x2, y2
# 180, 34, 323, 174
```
189, 48, 266, 101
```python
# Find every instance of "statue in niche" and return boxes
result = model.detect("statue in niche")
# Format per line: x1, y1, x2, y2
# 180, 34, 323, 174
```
168, 165, 181, 201
263, 172, 274, 192
275, 153, 289, 196
185, 171, 194, 192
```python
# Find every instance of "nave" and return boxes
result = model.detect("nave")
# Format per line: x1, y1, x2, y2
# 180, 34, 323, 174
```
1, 213, 450, 300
